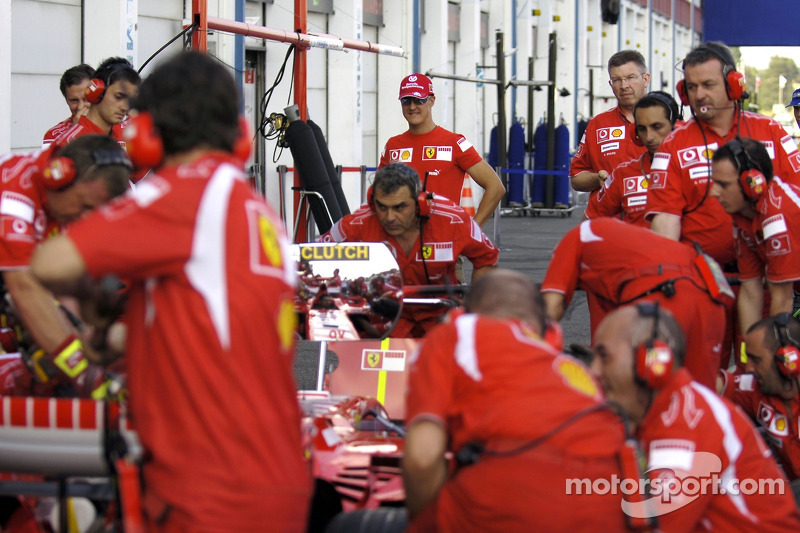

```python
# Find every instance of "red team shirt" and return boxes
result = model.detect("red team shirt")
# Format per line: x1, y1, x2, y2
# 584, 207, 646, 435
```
731, 177, 800, 285
541, 218, 725, 387
66, 153, 311, 531
320, 197, 498, 337
639, 369, 800, 531
585, 153, 652, 226
0, 151, 59, 268
405, 314, 628, 532
720, 370, 800, 481
570, 106, 647, 210
645, 112, 800, 266
379, 126, 483, 203
42, 117, 75, 149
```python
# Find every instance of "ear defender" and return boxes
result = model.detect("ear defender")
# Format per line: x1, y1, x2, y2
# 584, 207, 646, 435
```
233, 116, 253, 164
43, 157, 77, 190
634, 302, 674, 388
85, 78, 106, 105
123, 112, 164, 169
729, 138, 768, 202
676, 79, 689, 106
774, 313, 800, 378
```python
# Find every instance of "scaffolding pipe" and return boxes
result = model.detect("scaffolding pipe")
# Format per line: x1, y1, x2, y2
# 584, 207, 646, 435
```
204, 17, 405, 57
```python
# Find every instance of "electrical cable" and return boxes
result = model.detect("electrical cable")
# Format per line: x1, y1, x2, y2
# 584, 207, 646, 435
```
138, 23, 197, 75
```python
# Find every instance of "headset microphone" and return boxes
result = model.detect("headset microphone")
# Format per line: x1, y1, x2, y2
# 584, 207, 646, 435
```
699, 105, 736, 113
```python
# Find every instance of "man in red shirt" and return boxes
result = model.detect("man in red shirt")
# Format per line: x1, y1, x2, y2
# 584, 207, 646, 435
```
570, 50, 649, 198
710, 138, 800, 333
646, 42, 800, 268
585, 91, 680, 227
404, 269, 630, 532
320, 164, 498, 338
0, 135, 131, 395
55, 57, 140, 147
719, 313, 800, 482
591, 303, 800, 531
42, 64, 95, 148
379, 74, 504, 227
541, 217, 728, 387
30, 52, 311, 533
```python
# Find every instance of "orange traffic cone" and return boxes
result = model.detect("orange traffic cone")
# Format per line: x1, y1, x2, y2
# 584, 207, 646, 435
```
460, 178, 476, 217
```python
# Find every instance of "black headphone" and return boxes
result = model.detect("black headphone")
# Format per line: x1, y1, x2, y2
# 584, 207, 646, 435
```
644, 92, 680, 125
774, 313, 800, 378
727, 138, 768, 202
633, 301, 674, 389
44, 149, 132, 191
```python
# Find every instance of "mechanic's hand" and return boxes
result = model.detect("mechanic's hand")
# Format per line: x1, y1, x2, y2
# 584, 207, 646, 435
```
72, 100, 91, 125
596, 170, 610, 188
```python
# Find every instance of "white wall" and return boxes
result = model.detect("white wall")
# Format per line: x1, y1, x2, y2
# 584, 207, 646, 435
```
1, 0, 703, 212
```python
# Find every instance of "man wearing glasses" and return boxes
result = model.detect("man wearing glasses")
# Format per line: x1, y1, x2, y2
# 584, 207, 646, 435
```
570, 50, 650, 195
379, 74, 505, 228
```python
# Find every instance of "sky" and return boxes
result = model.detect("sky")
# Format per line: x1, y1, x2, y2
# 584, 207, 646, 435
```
738, 46, 800, 70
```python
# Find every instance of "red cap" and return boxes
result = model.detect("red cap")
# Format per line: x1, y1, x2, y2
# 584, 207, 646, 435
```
398, 74, 434, 99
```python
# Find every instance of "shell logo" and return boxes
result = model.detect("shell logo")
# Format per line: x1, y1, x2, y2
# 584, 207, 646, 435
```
401, 150, 411, 160
554, 357, 599, 399
776, 417, 787, 432
611, 128, 623, 138
642, 177, 650, 189
702, 148, 715, 160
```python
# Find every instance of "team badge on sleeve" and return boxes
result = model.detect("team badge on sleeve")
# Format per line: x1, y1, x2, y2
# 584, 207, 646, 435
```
456, 137, 473, 152
422, 146, 453, 161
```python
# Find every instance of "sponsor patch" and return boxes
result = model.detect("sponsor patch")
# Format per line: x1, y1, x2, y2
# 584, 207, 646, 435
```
788, 152, 800, 173
678, 143, 717, 169
0, 192, 35, 223
597, 126, 626, 143
422, 146, 453, 161
415, 241, 454, 262
390, 148, 413, 163
456, 137, 473, 152
623, 176, 647, 195
600, 142, 620, 153
651, 152, 670, 171
361, 349, 406, 372
627, 195, 647, 207
781, 135, 798, 155
766, 235, 791, 256
689, 166, 711, 180
761, 140, 776, 159
552, 356, 600, 400
648, 439, 696, 471
762, 214, 787, 238
649, 171, 667, 189
1, 216, 35, 243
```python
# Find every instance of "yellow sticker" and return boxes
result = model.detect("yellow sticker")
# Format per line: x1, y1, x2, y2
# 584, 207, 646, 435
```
258, 215, 282, 268
554, 358, 599, 399
300, 245, 370, 261
277, 300, 297, 351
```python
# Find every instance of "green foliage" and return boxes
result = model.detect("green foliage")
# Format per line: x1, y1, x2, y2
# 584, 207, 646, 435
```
733, 47, 800, 116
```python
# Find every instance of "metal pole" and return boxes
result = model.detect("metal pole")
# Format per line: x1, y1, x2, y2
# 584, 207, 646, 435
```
527, 57, 535, 152
546, 32, 557, 208
589, 68, 594, 118
496, 31, 507, 206
293, 0, 308, 241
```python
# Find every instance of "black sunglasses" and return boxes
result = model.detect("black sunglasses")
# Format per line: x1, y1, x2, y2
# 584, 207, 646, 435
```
400, 96, 430, 106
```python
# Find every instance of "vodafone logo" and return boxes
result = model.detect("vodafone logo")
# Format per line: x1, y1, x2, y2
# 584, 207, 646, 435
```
598, 129, 609, 141
11, 219, 26, 234
624, 177, 637, 191
408, 75, 418, 82
681, 149, 697, 162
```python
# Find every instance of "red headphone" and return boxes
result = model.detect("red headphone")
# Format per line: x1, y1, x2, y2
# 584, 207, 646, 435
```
634, 301, 674, 388
728, 138, 768, 202
676, 46, 746, 105
43, 149, 132, 191
85, 78, 106, 105
367, 179, 431, 218
774, 313, 800, 378
123, 112, 253, 169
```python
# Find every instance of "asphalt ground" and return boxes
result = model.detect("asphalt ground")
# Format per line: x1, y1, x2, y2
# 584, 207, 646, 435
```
293, 204, 590, 390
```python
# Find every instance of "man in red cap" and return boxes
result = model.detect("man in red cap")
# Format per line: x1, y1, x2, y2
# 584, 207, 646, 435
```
379, 73, 505, 228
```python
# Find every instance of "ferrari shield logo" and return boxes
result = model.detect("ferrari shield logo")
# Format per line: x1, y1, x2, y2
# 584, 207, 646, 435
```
422, 245, 433, 259
366, 351, 382, 368
425, 147, 436, 159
